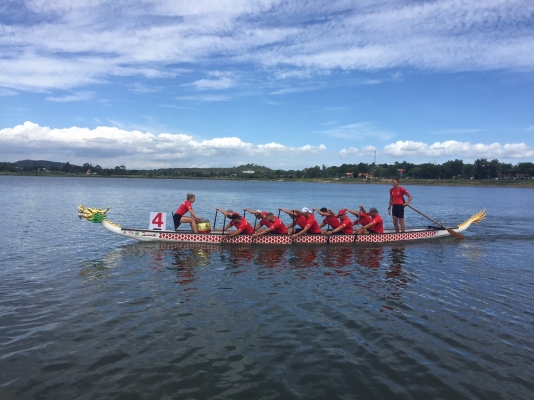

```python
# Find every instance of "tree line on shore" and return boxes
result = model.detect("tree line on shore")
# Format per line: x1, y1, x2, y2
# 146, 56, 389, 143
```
1, 159, 533, 180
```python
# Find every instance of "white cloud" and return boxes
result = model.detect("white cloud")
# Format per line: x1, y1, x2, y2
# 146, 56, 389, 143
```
182, 71, 237, 90
430, 128, 486, 135
316, 122, 395, 141
526, 125, 534, 132
175, 94, 231, 102
1, 0, 533, 91
384, 140, 534, 159
339, 145, 378, 158
0, 87, 18, 96
46, 91, 94, 102
128, 83, 163, 93
0, 121, 326, 168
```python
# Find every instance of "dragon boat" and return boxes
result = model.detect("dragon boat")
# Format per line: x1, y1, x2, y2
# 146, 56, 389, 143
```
78, 205, 486, 245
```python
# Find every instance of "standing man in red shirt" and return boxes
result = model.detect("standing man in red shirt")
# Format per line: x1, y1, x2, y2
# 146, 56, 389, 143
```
388, 178, 413, 232
291, 208, 322, 237
174, 193, 203, 232
216, 213, 255, 237
252, 213, 288, 237
356, 207, 384, 234
325, 210, 353, 235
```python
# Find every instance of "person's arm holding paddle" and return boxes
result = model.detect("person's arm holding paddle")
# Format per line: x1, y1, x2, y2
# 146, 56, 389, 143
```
279, 207, 299, 217
345, 208, 361, 217
291, 224, 310, 237
215, 207, 237, 219
213, 221, 233, 232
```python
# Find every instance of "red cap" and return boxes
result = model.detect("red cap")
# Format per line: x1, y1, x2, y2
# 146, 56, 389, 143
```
338, 209, 346, 215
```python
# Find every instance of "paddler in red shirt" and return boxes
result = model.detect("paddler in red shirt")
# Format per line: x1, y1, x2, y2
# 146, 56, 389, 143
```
345, 205, 373, 227
291, 207, 322, 237
173, 193, 203, 232
252, 213, 288, 237
216, 213, 255, 237
313, 207, 341, 233
243, 208, 271, 232
388, 178, 413, 232
325, 210, 354, 235
279, 207, 307, 234
356, 207, 384, 234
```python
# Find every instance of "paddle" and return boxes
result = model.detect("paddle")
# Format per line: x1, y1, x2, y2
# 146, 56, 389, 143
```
213, 209, 218, 230
323, 210, 330, 244
291, 209, 296, 240
406, 205, 464, 239
222, 214, 227, 235
253, 212, 259, 231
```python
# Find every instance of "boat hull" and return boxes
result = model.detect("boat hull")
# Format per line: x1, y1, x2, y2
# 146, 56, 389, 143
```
116, 225, 443, 245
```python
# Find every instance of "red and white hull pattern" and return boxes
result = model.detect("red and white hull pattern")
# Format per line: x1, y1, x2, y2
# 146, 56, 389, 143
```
100, 212, 484, 245
80, 206, 485, 246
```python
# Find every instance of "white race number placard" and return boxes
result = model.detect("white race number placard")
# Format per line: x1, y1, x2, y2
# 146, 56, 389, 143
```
149, 212, 166, 230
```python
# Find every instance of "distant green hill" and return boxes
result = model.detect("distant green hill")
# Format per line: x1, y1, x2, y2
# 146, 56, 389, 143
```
13, 160, 66, 168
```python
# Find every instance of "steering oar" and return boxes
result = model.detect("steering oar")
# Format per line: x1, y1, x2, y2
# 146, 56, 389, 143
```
406, 205, 464, 239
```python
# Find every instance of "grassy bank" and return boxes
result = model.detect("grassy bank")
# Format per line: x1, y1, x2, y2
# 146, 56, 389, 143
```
3, 171, 534, 187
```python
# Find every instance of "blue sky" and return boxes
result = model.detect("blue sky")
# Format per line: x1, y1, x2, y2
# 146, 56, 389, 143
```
1, 0, 533, 169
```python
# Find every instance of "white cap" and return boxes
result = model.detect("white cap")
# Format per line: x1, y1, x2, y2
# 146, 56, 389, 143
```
256, 210, 262, 213
302, 207, 311, 213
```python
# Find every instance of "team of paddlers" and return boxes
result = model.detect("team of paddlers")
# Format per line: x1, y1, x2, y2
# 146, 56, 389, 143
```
173, 178, 412, 237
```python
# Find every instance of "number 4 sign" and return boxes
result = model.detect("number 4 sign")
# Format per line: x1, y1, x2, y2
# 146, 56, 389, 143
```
149, 212, 166, 230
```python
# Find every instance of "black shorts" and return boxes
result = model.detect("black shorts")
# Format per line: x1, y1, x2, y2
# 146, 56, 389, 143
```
392, 205, 405, 218
173, 213, 182, 230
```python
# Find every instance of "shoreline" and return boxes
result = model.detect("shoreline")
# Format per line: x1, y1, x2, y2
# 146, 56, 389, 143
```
2, 172, 533, 188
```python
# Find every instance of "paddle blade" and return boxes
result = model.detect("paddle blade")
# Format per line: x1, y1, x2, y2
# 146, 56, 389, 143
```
447, 228, 465, 239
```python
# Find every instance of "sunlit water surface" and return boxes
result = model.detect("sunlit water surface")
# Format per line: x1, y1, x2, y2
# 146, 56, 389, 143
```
1, 176, 533, 399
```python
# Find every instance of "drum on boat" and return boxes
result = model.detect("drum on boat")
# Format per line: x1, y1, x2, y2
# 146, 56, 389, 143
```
197, 220, 212, 233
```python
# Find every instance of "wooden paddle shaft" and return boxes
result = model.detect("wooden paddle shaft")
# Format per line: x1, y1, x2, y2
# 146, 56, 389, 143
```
406, 205, 464, 239
406, 205, 446, 228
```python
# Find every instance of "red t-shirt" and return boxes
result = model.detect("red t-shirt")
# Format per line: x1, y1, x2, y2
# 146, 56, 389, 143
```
305, 214, 321, 234
368, 214, 384, 233
176, 200, 192, 215
269, 217, 288, 234
339, 217, 354, 234
390, 186, 408, 205
293, 214, 307, 228
355, 212, 373, 226
322, 216, 341, 229
230, 218, 254, 234
258, 212, 272, 228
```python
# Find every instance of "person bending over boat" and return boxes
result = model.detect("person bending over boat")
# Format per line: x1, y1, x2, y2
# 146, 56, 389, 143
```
388, 178, 413, 233
216, 207, 241, 219
243, 208, 271, 232
356, 207, 384, 234
251, 213, 288, 237
346, 205, 373, 227
279, 207, 307, 234
291, 208, 322, 238
174, 194, 203, 232
216, 213, 255, 238
313, 207, 341, 233
325, 210, 354, 235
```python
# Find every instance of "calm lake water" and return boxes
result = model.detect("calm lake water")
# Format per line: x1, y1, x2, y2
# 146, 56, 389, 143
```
1, 176, 533, 399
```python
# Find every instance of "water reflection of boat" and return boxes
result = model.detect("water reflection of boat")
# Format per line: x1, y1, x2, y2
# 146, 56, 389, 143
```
79, 205, 485, 245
